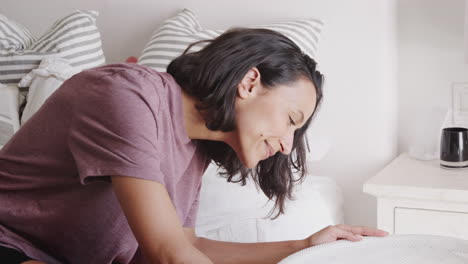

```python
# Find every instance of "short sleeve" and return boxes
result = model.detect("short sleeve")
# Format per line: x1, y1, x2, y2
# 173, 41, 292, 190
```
67, 69, 164, 185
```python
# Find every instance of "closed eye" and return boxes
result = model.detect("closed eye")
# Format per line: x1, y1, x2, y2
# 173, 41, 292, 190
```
289, 116, 296, 126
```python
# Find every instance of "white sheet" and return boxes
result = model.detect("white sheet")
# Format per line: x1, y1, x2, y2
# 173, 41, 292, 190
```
0, 83, 20, 149
195, 163, 344, 243
279, 234, 468, 264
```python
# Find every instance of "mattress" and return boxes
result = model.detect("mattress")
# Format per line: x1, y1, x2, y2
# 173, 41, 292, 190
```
279, 234, 468, 264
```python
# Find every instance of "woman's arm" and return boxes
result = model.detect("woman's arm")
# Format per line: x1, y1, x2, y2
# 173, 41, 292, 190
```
111, 175, 213, 264
184, 224, 388, 264
184, 228, 306, 264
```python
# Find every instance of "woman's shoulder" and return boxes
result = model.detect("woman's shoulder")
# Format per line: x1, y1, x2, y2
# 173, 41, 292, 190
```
60, 63, 184, 126
79, 63, 171, 82
67, 63, 180, 98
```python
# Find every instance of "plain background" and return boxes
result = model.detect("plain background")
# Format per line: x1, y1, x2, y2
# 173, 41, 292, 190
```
2, 0, 468, 228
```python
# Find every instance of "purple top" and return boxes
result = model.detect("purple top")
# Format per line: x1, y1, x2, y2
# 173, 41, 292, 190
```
0, 63, 209, 264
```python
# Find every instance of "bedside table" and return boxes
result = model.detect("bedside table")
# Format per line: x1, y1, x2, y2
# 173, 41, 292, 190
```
363, 153, 468, 240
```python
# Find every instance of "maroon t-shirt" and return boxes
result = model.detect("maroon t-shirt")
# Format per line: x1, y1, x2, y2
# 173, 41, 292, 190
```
0, 63, 209, 264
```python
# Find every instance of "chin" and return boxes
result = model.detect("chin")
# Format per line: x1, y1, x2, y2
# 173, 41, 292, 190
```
244, 160, 258, 169
229, 145, 255, 169
236, 155, 254, 169
230, 140, 264, 169
238, 154, 259, 169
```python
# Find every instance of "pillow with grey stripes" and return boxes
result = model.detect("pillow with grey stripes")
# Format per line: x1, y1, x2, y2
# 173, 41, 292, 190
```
138, 8, 323, 72
0, 83, 20, 150
0, 9, 106, 87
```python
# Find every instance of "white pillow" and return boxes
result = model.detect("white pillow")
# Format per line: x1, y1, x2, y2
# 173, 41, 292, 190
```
195, 163, 344, 243
0, 84, 20, 149
138, 8, 323, 72
18, 57, 80, 125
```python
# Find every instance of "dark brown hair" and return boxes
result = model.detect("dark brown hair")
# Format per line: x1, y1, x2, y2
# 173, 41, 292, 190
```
167, 28, 324, 218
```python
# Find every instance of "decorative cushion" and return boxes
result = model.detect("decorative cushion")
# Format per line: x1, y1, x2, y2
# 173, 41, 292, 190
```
0, 83, 20, 149
0, 9, 105, 86
138, 8, 323, 72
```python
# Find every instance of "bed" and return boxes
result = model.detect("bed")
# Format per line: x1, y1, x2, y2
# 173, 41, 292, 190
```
279, 234, 468, 264
1, 6, 467, 264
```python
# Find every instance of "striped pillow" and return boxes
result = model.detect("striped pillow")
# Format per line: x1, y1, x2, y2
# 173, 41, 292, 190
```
0, 9, 105, 86
0, 83, 20, 150
138, 9, 323, 72
0, 14, 36, 52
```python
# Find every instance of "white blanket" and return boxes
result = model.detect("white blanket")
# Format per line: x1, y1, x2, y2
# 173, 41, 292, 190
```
279, 234, 468, 264
18, 57, 80, 125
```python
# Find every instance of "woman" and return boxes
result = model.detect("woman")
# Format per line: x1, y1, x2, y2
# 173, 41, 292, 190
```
0, 28, 387, 264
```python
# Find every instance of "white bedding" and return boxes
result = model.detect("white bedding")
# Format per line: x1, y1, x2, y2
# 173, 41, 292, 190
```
279, 234, 468, 264
195, 163, 344, 243
0, 83, 20, 149
18, 57, 80, 125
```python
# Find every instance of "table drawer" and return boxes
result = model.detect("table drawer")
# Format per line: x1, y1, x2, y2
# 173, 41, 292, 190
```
394, 207, 468, 240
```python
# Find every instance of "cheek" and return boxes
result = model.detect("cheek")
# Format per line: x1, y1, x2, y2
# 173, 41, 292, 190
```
258, 108, 287, 136
238, 107, 277, 137
233, 106, 263, 166
234, 97, 289, 167
237, 100, 287, 140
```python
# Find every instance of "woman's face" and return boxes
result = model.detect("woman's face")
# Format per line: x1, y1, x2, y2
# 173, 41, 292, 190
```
229, 68, 317, 168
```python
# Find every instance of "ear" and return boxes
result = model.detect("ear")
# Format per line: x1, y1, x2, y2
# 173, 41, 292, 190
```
237, 67, 261, 99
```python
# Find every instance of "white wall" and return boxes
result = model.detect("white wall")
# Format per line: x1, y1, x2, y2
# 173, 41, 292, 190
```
398, 0, 468, 155
1, 0, 399, 228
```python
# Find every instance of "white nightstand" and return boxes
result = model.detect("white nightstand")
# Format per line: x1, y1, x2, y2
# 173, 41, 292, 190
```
363, 153, 468, 240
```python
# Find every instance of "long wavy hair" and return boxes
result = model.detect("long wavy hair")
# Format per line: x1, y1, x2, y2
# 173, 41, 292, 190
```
167, 28, 324, 218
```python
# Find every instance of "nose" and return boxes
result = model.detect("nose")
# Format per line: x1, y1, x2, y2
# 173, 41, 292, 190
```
279, 130, 294, 155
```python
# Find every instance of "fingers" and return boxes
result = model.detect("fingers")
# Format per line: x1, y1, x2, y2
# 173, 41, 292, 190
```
335, 224, 389, 237
329, 226, 362, 242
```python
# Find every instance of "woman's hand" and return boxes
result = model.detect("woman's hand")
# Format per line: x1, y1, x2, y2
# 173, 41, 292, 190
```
305, 224, 389, 247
